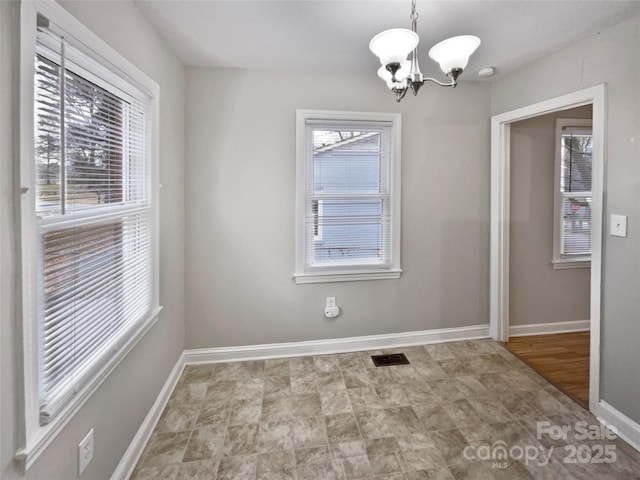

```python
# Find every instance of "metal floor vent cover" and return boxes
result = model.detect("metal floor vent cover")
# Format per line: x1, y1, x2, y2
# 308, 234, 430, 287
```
371, 353, 410, 367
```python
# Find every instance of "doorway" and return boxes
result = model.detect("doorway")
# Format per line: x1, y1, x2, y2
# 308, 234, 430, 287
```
504, 106, 592, 408
489, 85, 605, 413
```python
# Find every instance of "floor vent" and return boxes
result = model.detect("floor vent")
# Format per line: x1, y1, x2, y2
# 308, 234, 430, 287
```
371, 353, 410, 367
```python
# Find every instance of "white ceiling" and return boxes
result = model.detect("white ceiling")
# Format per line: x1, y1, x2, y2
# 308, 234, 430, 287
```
134, 0, 640, 81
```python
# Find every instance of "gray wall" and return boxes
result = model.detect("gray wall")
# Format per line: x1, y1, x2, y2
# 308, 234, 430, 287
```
491, 16, 640, 423
509, 106, 592, 326
184, 67, 491, 348
0, 1, 185, 479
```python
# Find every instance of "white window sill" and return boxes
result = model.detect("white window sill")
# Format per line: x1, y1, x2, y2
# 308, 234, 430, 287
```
551, 259, 591, 270
293, 269, 402, 284
15, 306, 163, 472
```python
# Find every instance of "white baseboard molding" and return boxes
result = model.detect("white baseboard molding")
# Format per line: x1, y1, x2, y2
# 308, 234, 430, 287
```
183, 324, 491, 364
110, 352, 185, 480
593, 400, 640, 453
509, 319, 590, 337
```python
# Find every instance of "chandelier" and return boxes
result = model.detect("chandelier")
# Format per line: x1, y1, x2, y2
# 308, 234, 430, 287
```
369, 0, 480, 102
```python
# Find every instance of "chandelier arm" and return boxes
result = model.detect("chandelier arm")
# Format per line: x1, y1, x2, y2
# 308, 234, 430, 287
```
422, 77, 457, 88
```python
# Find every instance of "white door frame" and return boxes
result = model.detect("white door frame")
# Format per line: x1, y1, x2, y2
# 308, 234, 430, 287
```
489, 84, 606, 412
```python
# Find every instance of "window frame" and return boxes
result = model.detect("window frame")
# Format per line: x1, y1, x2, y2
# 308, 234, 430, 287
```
552, 118, 593, 269
294, 110, 402, 284
16, 1, 161, 470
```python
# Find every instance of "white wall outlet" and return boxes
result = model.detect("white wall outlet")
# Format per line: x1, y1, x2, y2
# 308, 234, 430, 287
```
78, 428, 94, 476
610, 214, 628, 237
324, 297, 340, 318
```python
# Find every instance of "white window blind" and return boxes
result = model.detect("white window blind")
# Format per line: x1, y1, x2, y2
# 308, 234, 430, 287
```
558, 125, 592, 259
33, 18, 153, 424
295, 111, 401, 283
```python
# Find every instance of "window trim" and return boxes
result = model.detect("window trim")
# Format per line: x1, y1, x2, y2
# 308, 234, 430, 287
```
552, 118, 592, 270
294, 110, 402, 284
16, 1, 161, 470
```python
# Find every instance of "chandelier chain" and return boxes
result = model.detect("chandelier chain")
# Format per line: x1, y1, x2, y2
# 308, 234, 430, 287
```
410, 0, 419, 23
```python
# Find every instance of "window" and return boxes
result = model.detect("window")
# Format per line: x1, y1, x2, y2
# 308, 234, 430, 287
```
18, 1, 160, 467
294, 110, 402, 283
552, 118, 592, 268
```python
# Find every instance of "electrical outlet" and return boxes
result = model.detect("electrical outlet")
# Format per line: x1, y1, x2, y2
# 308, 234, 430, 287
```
326, 297, 336, 308
78, 428, 94, 476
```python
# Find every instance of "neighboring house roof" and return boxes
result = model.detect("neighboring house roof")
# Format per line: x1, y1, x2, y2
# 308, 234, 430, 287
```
314, 131, 379, 154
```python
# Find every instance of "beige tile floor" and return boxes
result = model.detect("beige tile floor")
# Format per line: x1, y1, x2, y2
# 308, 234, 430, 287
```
132, 340, 640, 479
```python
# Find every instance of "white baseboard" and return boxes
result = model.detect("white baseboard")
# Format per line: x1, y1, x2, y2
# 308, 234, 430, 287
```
593, 400, 640, 453
110, 352, 185, 480
509, 319, 590, 337
183, 324, 491, 365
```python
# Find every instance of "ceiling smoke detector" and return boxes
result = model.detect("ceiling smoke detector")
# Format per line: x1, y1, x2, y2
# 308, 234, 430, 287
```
478, 67, 495, 77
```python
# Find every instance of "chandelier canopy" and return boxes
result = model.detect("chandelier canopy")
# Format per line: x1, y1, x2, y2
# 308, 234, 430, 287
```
369, 0, 480, 102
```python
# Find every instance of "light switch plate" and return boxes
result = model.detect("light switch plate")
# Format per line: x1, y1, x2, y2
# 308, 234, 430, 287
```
610, 214, 627, 237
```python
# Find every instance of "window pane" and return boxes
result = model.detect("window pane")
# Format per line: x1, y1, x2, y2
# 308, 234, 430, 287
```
561, 194, 591, 256
309, 199, 386, 265
64, 68, 124, 208
34, 52, 149, 216
39, 212, 152, 423
313, 130, 381, 194
561, 127, 592, 192
42, 221, 125, 395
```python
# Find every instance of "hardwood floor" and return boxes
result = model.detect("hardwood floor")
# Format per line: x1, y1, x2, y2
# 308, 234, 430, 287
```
505, 331, 590, 409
